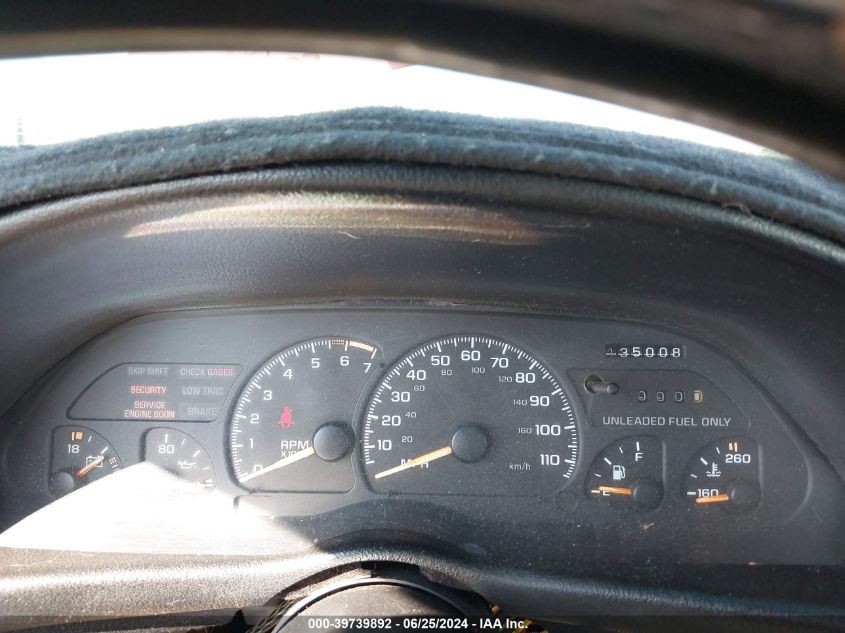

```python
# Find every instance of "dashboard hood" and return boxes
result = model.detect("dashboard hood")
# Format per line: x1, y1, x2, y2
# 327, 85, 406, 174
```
2, 107, 844, 244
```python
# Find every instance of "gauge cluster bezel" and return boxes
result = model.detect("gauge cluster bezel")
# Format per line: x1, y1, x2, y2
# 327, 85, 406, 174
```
1, 305, 842, 567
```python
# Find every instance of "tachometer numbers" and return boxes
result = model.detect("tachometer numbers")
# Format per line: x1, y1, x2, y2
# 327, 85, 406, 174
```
586, 435, 663, 510
683, 437, 760, 513
144, 428, 215, 490
362, 335, 579, 496
230, 337, 381, 492
49, 426, 122, 497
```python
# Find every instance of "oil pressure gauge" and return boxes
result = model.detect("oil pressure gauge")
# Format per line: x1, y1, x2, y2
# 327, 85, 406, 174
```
683, 437, 760, 513
586, 435, 663, 510
144, 428, 215, 490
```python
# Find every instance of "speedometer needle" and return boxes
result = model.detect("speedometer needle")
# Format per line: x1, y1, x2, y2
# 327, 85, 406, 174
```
239, 446, 316, 483
374, 445, 453, 479
76, 455, 104, 478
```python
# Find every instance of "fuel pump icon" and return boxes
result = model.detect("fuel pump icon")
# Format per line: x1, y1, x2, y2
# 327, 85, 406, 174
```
612, 464, 626, 481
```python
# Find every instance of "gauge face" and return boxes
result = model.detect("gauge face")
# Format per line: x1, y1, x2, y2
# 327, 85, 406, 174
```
144, 428, 215, 490
683, 437, 760, 513
230, 337, 381, 492
362, 335, 579, 496
50, 426, 122, 497
586, 435, 663, 510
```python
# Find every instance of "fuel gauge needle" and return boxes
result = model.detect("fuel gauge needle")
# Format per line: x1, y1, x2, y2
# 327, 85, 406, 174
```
374, 445, 453, 479
75, 455, 104, 478
594, 485, 633, 496
239, 446, 316, 483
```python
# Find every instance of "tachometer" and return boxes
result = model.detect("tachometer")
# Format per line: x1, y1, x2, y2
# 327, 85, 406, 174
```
230, 337, 381, 492
362, 335, 579, 496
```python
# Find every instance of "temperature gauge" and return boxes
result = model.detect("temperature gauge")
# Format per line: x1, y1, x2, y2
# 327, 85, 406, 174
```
586, 435, 663, 510
683, 437, 760, 513
49, 426, 122, 497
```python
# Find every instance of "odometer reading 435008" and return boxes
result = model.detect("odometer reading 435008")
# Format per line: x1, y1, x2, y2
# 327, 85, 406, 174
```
362, 336, 579, 496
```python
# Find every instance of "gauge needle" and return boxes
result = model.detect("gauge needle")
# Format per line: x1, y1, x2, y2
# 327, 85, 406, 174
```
75, 455, 104, 478
239, 446, 316, 483
374, 445, 453, 479
695, 493, 730, 505
594, 485, 633, 496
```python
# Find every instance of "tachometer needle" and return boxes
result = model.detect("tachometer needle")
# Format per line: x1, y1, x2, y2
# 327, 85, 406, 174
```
695, 493, 730, 505
75, 455, 104, 478
239, 446, 316, 483
594, 485, 633, 496
374, 445, 453, 479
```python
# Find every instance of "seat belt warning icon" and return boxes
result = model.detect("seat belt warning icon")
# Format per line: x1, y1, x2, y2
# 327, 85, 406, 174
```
278, 405, 294, 429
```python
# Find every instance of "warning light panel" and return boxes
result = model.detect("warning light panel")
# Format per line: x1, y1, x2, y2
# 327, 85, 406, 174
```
69, 363, 241, 422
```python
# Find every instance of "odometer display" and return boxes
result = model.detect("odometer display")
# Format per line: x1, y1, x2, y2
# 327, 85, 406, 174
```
362, 336, 579, 496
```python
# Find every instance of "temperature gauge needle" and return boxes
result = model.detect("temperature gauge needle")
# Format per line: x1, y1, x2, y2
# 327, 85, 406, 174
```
374, 446, 453, 479
593, 485, 633, 496
695, 493, 730, 505
75, 455, 104, 478
239, 446, 315, 483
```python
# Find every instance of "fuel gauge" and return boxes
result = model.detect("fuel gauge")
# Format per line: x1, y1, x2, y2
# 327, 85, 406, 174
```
586, 435, 663, 510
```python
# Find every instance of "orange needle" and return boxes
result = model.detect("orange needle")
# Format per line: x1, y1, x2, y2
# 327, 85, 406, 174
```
595, 485, 633, 496
374, 445, 453, 479
76, 455, 104, 478
238, 445, 316, 483
696, 493, 730, 504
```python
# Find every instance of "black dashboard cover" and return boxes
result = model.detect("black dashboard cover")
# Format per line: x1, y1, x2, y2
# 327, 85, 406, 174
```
1, 107, 844, 243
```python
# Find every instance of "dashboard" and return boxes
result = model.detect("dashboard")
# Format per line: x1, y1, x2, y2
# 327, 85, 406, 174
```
3, 306, 842, 570
0, 57, 844, 621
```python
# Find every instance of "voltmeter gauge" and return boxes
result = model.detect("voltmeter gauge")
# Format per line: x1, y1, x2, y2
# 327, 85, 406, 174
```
230, 337, 381, 492
683, 437, 760, 513
586, 435, 663, 510
144, 428, 215, 490
49, 426, 122, 497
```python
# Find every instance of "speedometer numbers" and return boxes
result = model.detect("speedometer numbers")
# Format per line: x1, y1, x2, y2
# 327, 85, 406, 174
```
230, 337, 381, 492
362, 336, 579, 496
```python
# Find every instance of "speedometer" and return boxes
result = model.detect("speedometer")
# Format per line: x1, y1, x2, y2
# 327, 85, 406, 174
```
362, 335, 579, 496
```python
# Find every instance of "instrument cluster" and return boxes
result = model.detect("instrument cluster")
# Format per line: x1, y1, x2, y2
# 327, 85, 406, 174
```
3, 306, 842, 568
